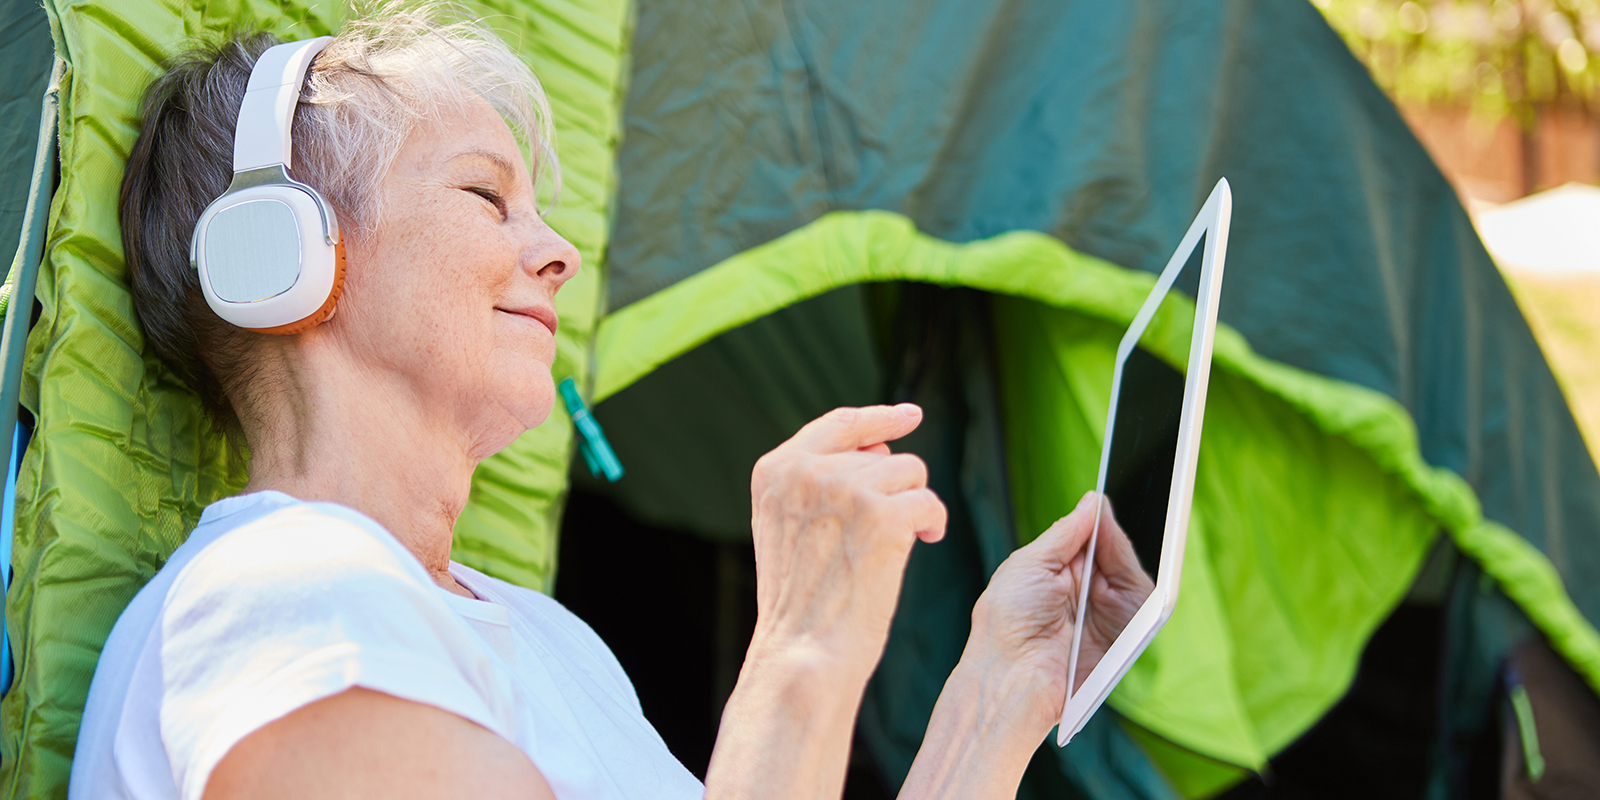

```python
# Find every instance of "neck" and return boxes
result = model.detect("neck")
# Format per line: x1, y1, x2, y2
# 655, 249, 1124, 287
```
240, 344, 480, 598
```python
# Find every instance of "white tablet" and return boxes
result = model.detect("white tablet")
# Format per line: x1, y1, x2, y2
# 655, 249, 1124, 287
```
1057, 178, 1231, 746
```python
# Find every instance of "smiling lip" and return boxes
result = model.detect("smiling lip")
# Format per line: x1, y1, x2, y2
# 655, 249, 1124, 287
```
498, 305, 558, 337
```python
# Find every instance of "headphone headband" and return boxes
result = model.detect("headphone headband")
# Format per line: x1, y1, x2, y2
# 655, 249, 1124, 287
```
232, 37, 332, 172
192, 35, 346, 335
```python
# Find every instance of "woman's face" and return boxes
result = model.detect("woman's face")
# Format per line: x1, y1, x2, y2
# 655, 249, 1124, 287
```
332, 96, 578, 457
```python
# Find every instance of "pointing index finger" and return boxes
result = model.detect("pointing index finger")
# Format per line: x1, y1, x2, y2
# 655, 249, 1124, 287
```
788, 404, 923, 454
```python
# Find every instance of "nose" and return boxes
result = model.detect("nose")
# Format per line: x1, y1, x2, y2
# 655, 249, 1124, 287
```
522, 215, 581, 294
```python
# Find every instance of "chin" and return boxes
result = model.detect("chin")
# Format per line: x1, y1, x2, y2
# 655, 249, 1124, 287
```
473, 369, 554, 453
517, 370, 557, 429
478, 403, 554, 462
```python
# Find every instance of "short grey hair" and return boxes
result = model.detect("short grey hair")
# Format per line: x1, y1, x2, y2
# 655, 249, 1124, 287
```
296, 2, 560, 233
121, 1, 559, 427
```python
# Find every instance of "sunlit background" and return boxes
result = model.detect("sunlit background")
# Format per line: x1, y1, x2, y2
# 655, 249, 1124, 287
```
1316, 0, 1600, 462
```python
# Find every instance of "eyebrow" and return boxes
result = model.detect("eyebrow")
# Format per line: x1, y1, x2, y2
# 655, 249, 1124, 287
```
448, 148, 519, 183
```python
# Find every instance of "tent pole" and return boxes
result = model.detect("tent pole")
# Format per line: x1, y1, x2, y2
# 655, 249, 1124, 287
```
0, 57, 61, 486
0, 57, 63, 696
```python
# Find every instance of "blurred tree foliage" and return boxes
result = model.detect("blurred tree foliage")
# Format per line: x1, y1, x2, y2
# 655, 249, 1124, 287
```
1314, 0, 1600, 125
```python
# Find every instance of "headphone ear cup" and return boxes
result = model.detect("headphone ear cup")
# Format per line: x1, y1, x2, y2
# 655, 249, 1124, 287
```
195, 183, 345, 333
243, 239, 346, 335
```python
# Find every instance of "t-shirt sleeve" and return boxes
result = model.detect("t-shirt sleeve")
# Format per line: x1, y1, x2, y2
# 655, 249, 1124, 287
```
158, 506, 518, 800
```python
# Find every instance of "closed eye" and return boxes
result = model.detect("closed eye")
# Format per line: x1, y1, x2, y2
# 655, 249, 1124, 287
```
465, 186, 507, 219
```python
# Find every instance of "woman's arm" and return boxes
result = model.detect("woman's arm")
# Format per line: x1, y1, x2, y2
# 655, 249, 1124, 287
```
704, 642, 874, 800
204, 687, 555, 800
705, 405, 947, 800
895, 653, 1053, 799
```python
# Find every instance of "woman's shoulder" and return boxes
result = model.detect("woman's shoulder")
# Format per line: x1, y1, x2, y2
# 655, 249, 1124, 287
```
174, 494, 428, 600
158, 493, 469, 674
154, 495, 472, 672
95, 492, 429, 657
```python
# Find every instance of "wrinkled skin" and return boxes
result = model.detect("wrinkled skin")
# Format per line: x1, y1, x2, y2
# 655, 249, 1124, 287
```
969, 493, 1155, 714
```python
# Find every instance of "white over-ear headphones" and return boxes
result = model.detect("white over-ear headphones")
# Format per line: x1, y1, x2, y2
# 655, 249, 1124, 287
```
190, 37, 344, 334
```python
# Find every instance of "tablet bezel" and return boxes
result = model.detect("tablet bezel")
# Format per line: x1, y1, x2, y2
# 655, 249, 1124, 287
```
1057, 178, 1231, 746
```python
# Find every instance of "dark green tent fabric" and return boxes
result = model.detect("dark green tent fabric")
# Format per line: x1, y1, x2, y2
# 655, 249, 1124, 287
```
595, 0, 1600, 793
0, 0, 55, 272
607, 0, 1598, 581
586, 210, 1596, 795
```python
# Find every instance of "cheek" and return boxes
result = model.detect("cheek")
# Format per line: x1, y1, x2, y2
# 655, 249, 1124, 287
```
345, 249, 452, 346
352, 211, 501, 344
343, 194, 546, 422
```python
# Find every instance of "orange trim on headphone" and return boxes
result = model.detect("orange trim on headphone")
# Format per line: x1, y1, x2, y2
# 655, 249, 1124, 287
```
244, 240, 347, 335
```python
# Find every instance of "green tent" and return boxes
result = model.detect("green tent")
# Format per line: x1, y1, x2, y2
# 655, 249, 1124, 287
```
3, 0, 1597, 798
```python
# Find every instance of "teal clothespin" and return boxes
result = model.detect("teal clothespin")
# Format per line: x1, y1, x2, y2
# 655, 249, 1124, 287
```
558, 377, 623, 482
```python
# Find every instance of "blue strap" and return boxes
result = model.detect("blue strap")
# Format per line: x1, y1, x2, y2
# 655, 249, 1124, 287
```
2, 421, 22, 695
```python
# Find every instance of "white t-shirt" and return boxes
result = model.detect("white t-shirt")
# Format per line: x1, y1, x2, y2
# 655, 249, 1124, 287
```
69, 491, 704, 800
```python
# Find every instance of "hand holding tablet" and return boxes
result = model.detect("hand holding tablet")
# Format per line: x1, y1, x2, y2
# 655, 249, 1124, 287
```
960, 490, 1153, 724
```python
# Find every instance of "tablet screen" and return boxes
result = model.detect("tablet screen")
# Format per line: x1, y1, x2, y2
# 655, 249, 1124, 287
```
1103, 236, 1201, 577
1061, 179, 1228, 744
1086, 234, 1203, 644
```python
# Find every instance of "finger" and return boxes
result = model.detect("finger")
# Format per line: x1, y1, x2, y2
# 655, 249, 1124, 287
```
858, 443, 891, 456
787, 404, 923, 454
886, 487, 947, 543
860, 453, 929, 494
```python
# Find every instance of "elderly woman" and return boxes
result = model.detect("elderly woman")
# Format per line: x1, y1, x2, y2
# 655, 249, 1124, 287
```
69, 6, 1152, 800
